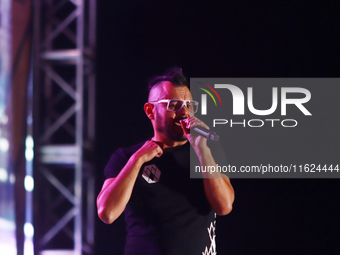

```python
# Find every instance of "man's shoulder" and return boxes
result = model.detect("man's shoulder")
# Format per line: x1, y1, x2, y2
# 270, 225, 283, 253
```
104, 139, 149, 179
113, 139, 148, 158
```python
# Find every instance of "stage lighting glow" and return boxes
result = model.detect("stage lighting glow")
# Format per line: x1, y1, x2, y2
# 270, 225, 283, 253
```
25, 135, 33, 148
24, 239, 34, 255
0, 167, 8, 182
24, 222, 34, 238
0, 219, 17, 255
0, 137, 9, 152
25, 149, 33, 161
9, 173, 15, 184
0, 242, 17, 255
24, 176, 34, 192
25, 135, 34, 161
1, 114, 9, 124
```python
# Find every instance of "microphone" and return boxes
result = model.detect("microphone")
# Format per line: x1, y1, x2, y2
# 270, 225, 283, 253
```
192, 126, 220, 142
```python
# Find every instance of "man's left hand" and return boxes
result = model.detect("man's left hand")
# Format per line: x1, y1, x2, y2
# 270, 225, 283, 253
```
180, 116, 210, 152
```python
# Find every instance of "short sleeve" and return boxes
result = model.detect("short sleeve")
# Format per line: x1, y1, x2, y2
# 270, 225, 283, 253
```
103, 141, 146, 180
104, 148, 130, 179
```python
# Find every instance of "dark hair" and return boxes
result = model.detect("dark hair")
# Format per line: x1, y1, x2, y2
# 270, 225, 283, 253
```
148, 67, 188, 91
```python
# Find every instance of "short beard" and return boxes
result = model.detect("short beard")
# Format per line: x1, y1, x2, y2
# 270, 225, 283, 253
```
155, 108, 187, 141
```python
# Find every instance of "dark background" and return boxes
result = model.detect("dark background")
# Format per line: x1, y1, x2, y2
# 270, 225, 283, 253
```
94, 1, 340, 254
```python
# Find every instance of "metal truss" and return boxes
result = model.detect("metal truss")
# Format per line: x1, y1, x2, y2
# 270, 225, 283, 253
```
33, 0, 96, 254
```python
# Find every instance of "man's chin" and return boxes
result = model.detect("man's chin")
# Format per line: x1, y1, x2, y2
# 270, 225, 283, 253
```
167, 131, 187, 142
177, 135, 187, 142
157, 125, 187, 142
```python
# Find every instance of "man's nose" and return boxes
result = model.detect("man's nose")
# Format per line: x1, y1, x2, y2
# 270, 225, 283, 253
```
177, 104, 190, 116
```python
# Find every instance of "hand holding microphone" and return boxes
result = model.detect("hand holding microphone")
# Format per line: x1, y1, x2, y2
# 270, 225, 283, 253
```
181, 117, 219, 142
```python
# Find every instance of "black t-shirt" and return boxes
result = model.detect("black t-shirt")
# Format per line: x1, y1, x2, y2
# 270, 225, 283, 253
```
104, 141, 217, 255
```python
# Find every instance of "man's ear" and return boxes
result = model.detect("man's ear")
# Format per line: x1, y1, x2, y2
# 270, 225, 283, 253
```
144, 102, 154, 120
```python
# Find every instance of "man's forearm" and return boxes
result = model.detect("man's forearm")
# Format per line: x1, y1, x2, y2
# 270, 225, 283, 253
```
203, 176, 234, 215
196, 147, 235, 215
97, 154, 143, 224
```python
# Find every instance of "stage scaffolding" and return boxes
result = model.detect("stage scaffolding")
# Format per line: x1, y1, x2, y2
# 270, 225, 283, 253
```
33, 0, 96, 254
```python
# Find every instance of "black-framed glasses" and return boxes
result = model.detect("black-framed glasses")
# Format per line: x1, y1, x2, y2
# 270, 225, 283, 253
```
149, 99, 199, 113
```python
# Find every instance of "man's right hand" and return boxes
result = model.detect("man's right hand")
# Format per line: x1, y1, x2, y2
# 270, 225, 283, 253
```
135, 140, 163, 163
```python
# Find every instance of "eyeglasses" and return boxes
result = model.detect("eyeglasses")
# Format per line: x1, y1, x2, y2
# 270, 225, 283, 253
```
149, 99, 199, 113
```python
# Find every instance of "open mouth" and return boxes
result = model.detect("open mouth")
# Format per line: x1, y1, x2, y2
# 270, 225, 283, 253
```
175, 121, 181, 126
174, 117, 188, 126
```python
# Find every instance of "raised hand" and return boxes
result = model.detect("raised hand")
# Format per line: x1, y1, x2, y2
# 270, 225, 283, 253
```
135, 140, 163, 163
180, 116, 210, 151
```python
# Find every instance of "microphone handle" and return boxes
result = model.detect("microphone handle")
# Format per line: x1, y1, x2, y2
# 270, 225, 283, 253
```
192, 126, 219, 142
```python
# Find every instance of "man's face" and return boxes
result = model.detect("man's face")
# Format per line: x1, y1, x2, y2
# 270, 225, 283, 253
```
151, 82, 192, 141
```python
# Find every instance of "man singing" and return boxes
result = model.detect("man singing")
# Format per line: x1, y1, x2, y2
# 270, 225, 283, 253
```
97, 67, 234, 254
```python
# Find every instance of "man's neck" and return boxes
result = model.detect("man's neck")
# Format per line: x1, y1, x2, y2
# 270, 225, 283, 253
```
152, 135, 187, 151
